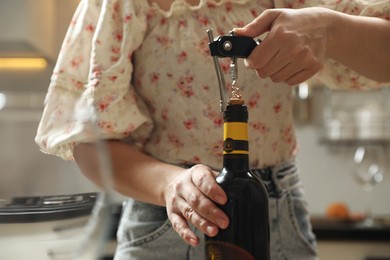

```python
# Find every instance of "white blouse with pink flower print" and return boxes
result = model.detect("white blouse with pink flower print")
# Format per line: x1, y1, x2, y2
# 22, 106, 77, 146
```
35, 0, 390, 170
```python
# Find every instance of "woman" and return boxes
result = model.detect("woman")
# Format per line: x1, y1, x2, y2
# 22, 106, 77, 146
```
35, 0, 390, 259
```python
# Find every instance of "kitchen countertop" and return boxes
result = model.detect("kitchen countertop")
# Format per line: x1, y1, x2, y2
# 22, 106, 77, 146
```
1, 198, 390, 260
311, 216, 390, 241
104, 206, 390, 242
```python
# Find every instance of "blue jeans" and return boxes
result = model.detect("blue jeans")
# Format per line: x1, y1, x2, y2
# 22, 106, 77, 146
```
114, 160, 318, 260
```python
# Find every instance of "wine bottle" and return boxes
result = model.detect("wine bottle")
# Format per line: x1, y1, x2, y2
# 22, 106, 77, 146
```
205, 99, 270, 260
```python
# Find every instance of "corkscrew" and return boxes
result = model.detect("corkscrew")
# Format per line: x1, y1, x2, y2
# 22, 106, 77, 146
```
207, 29, 260, 112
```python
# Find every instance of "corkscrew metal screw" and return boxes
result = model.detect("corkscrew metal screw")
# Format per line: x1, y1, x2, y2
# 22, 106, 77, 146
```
207, 28, 260, 112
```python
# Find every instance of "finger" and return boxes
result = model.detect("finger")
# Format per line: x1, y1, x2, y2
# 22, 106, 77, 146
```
183, 166, 229, 229
268, 56, 307, 83
285, 67, 318, 86
244, 41, 279, 72
173, 195, 219, 236
187, 191, 229, 229
236, 9, 281, 70
179, 177, 228, 229
258, 42, 320, 82
259, 53, 292, 79
177, 199, 219, 237
190, 165, 227, 205
284, 56, 322, 85
233, 9, 282, 38
266, 38, 317, 76
169, 212, 199, 246
211, 170, 219, 178
268, 62, 297, 83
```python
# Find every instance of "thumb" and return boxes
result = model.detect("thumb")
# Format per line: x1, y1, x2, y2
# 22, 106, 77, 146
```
233, 9, 281, 37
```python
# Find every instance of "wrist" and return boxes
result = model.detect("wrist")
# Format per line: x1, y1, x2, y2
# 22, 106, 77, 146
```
325, 9, 348, 60
158, 164, 185, 207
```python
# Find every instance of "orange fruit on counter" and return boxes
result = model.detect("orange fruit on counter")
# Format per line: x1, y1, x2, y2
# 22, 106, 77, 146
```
326, 202, 350, 220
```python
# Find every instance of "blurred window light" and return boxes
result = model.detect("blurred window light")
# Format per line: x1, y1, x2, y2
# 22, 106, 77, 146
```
0, 58, 47, 70
298, 82, 309, 99
0, 93, 6, 110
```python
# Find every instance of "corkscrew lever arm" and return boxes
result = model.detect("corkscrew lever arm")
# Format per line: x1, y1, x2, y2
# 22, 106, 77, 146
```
207, 29, 228, 113
207, 29, 260, 112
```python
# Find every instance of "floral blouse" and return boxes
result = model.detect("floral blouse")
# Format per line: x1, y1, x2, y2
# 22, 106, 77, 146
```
35, 0, 390, 169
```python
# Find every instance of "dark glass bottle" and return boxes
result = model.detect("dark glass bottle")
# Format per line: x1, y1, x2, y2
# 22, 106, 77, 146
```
205, 100, 270, 260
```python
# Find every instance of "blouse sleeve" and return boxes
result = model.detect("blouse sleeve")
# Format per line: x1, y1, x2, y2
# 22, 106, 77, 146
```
275, 0, 390, 90
35, 0, 153, 160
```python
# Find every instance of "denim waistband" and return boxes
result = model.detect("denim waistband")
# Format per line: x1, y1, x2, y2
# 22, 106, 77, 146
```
252, 160, 298, 198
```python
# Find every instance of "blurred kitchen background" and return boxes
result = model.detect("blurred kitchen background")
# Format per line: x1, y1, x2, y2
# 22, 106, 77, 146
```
0, 1, 389, 259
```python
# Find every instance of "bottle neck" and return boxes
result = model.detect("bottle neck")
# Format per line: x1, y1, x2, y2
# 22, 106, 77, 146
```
223, 154, 250, 172
222, 103, 250, 172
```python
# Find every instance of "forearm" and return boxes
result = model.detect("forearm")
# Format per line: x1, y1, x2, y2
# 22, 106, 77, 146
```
73, 140, 182, 206
327, 10, 390, 82
74, 140, 229, 245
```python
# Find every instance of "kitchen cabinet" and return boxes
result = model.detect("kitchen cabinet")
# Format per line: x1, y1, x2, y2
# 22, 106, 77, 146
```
313, 216, 390, 260
318, 241, 390, 260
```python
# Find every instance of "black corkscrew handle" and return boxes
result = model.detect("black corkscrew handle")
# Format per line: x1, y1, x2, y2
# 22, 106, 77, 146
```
209, 35, 260, 58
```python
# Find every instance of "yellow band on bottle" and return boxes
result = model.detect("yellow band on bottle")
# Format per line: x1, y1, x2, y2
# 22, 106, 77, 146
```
223, 122, 249, 154
223, 122, 248, 141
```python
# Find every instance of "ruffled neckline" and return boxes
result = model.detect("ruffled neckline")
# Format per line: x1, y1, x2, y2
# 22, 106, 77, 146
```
147, 0, 251, 17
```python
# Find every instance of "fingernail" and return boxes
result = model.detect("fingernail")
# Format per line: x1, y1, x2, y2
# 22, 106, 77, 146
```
216, 195, 226, 204
189, 238, 198, 247
244, 59, 250, 68
232, 27, 243, 33
217, 218, 227, 229
206, 225, 216, 236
